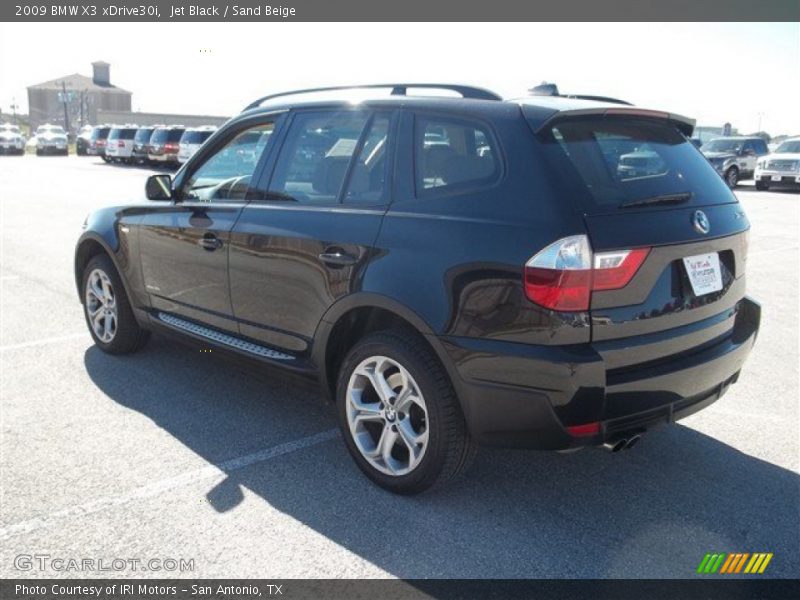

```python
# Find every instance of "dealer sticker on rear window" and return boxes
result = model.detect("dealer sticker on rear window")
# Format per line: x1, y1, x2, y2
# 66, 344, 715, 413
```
683, 252, 723, 297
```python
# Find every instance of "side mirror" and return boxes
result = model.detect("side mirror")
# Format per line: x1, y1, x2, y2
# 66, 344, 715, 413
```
145, 174, 173, 201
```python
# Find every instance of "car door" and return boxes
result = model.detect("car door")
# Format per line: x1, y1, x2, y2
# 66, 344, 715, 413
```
740, 140, 758, 174
228, 109, 395, 353
138, 117, 281, 333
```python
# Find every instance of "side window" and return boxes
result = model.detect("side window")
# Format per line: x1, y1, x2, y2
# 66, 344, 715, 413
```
343, 114, 391, 204
270, 111, 370, 204
182, 122, 275, 202
755, 140, 768, 155
415, 115, 500, 194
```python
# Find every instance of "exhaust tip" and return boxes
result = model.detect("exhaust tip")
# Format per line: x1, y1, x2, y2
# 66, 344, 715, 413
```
624, 434, 641, 450
602, 439, 627, 453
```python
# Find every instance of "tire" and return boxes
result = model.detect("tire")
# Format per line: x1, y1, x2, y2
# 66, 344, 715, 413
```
336, 329, 476, 494
81, 254, 149, 354
755, 180, 769, 191
724, 166, 739, 189
35, 149, 41, 156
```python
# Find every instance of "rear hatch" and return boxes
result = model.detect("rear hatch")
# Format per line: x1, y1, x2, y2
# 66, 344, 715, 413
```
534, 111, 750, 413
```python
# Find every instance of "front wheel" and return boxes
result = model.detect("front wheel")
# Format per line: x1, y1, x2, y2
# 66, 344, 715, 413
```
725, 166, 739, 189
82, 254, 149, 354
336, 329, 475, 494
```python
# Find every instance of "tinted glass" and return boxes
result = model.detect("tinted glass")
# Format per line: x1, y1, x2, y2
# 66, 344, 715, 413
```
343, 115, 391, 204
166, 129, 185, 142
182, 130, 215, 144
182, 122, 275, 202
107, 129, 121, 140
270, 111, 370, 203
150, 129, 168, 144
544, 117, 734, 212
415, 116, 499, 193
134, 128, 154, 143
91, 127, 110, 141
121, 128, 137, 140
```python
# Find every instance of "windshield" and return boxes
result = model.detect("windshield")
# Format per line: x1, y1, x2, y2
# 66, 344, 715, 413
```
701, 139, 744, 153
38, 126, 65, 135
541, 117, 735, 213
2, 126, 21, 134
775, 141, 800, 154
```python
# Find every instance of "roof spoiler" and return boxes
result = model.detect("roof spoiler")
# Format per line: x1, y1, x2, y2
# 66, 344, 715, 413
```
535, 107, 696, 137
243, 83, 502, 111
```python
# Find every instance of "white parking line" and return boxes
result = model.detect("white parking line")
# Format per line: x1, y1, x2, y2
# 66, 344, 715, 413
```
0, 428, 339, 541
0, 332, 89, 352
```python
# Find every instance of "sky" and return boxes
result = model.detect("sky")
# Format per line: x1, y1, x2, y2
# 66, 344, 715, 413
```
0, 22, 798, 134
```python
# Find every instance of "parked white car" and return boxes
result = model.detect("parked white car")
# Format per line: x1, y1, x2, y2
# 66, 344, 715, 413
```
35, 124, 68, 156
755, 138, 800, 191
104, 125, 139, 163
0, 123, 25, 155
178, 126, 217, 163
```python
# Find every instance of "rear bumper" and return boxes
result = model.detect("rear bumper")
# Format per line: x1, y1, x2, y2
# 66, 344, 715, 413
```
441, 296, 760, 450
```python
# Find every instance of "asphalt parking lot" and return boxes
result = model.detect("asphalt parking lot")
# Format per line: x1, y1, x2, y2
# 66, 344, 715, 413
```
0, 155, 798, 580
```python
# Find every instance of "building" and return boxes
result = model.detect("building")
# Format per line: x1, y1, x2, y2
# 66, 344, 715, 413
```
96, 110, 230, 129
27, 61, 131, 133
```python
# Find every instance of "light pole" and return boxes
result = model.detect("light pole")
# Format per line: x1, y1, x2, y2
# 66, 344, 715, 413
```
757, 112, 765, 133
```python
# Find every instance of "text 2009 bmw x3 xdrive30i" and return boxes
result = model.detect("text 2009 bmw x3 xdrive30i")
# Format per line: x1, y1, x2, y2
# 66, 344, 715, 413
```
75, 83, 760, 494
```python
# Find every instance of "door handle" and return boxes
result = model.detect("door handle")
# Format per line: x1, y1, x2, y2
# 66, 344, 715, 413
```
319, 249, 357, 266
199, 234, 223, 251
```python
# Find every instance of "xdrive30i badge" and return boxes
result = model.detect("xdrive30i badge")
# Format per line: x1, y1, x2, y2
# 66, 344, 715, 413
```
693, 210, 710, 234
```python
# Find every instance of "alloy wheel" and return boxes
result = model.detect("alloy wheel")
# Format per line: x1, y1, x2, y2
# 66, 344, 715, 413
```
346, 355, 429, 476
85, 268, 118, 343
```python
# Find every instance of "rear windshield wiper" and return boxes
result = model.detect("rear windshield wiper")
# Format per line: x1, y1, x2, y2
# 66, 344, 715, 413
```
620, 192, 692, 209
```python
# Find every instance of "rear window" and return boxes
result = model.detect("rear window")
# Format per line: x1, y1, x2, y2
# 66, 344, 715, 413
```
135, 128, 154, 143
182, 130, 214, 144
166, 129, 185, 142
150, 129, 168, 144
543, 117, 734, 213
107, 129, 121, 140
91, 127, 110, 140
121, 128, 137, 140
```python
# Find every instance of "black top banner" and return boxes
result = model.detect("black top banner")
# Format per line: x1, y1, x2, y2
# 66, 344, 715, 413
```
3, 0, 800, 22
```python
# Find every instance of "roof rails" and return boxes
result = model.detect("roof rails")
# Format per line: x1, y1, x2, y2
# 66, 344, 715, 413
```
529, 83, 633, 106
243, 83, 502, 111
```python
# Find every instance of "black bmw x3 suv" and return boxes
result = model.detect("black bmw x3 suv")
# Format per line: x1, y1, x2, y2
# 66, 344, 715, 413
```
75, 83, 760, 494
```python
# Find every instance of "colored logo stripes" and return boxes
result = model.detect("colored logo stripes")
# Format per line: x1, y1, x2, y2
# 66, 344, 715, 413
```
697, 552, 773, 574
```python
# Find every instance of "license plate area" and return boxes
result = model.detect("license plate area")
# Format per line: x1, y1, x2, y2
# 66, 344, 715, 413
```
682, 252, 723, 296
771, 175, 782, 182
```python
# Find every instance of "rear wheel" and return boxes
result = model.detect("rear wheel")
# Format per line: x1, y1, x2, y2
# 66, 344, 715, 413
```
755, 180, 770, 191
725, 166, 739, 189
336, 329, 475, 494
82, 254, 149, 354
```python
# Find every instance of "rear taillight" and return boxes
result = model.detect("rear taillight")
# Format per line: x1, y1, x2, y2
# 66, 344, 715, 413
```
97, 140, 106, 147
117, 140, 124, 147
164, 142, 178, 152
523, 235, 650, 312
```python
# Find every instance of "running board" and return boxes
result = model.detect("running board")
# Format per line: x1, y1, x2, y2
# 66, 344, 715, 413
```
157, 312, 295, 361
